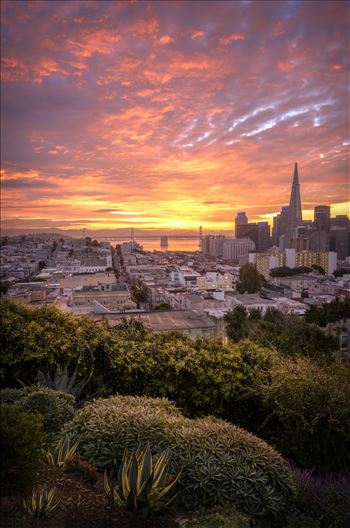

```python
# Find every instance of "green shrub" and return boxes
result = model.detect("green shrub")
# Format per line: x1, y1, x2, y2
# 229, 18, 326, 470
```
0, 300, 109, 388
188, 509, 252, 528
257, 358, 350, 471
6, 386, 75, 436
0, 387, 23, 403
65, 395, 295, 517
0, 404, 47, 496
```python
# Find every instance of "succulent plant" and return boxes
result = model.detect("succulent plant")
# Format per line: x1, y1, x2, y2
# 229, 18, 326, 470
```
47, 435, 78, 468
23, 485, 59, 517
37, 365, 89, 399
104, 443, 181, 516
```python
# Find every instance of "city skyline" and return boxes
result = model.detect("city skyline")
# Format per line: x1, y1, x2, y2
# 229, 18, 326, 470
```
1, 0, 349, 235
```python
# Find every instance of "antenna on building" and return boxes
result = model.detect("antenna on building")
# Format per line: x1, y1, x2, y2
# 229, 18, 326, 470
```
130, 227, 135, 244
199, 226, 203, 249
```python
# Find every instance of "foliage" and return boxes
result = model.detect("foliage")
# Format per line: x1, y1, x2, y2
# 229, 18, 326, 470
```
65, 456, 98, 486
2, 301, 348, 473
37, 365, 90, 399
104, 443, 181, 516
154, 303, 171, 310
305, 298, 350, 327
292, 466, 350, 528
188, 509, 252, 528
270, 266, 313, 277
333, 268, 349, 278
23, 485, 59, 517
16, 386, 75, 436
0, 404, 47, 496
225, 306, 337, 364
0, 300, 111, 390
236, 263, 265, 293
47, 435, 79, 469
132, 286, 146, 302
105, 324, 273, 422
0, 387, 23, 403
65, 395, 295, 516
311, 264, 325, 275
257, 358, 350, 471
0, 281, 10, 296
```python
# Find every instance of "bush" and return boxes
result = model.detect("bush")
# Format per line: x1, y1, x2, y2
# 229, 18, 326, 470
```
257, 358, 350, 471
1, 386, 75, 436
0, 387, 23, 403
0, 404, 47, 495
189, 509, 252, 528
65, 395, 295, 517
292, 466, 350, 528
0, 300, 109, 389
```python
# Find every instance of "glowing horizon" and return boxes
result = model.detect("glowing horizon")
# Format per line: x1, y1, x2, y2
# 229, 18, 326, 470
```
1, 1, 349, 235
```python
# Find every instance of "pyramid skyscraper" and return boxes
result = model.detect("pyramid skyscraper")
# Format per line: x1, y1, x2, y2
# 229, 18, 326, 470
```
287, 162, 302, 238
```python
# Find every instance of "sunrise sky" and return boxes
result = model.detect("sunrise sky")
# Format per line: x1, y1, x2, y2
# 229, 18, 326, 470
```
1, 0, 349, 235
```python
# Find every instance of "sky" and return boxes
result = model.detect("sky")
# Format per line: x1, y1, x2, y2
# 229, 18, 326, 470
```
1, 0, 349, 235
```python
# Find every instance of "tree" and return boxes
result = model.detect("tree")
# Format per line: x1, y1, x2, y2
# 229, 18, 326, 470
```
236, 263, 265, 293
0, 282, 9, 296
38, 260, 46, 270
311, 264, 325, 275
224, 305, 249, 342
154, 303, 171, 310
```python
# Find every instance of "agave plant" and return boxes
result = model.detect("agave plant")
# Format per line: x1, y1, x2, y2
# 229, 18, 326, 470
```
37, 365, 89, 399
104, 443, 181, 516
23, 485, 59, 517
47, 435, 78, 468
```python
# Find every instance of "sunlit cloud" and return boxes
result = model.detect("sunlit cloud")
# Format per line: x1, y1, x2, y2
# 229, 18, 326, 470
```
1, 0, 348, 234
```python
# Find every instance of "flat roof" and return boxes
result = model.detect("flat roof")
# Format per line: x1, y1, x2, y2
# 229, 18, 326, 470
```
94, 309, 216, 331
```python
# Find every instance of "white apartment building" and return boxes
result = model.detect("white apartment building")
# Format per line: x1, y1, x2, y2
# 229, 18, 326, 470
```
197, 271, 234, 290
223, 238, 256, 260
170, 266, 201, 287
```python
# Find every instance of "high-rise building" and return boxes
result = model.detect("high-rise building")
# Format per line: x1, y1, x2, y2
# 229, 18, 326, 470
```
272, 206, 290, 247
236, 222, 259, 247
330, 227, 350, 259
223, 238, 255, 260
331, 215, 349, 229
287, 162, 303, 240
202, 235, 226, 258
314, 206, 331, 231
235, 212, 248, 236
257, 222, 271, 251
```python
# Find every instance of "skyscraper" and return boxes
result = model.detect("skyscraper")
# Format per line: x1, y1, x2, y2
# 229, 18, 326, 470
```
287, 162, 303, 239
235, 212, 248, 236
314, 205, 331, 231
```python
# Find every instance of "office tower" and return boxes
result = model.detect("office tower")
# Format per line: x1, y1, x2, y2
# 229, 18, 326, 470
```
235, 212, 248, 236
330, 227, 350, 259
272, 206, 289, 247
309, 229, 329, 252
287, 162, 303, 240
331, 215, 349, 229
257, 222, 271, 251
236, 222, 259, 248
314, 205, 331, 231
202, 235, 226, 258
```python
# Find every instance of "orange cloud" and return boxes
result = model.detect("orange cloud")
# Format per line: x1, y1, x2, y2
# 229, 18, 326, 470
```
220, 33, 245, 45
158, 35, 174, 45
191, 30, 205, 40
